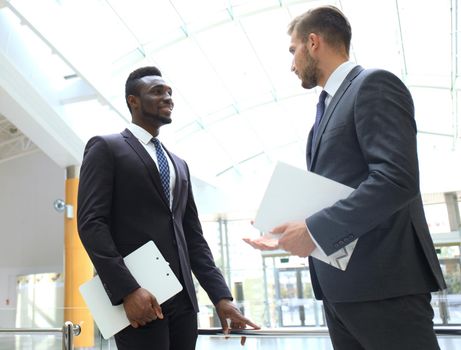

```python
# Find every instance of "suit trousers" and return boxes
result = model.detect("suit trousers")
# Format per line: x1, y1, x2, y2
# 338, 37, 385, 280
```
323, 293, 440, 350
114, 291, 198, 350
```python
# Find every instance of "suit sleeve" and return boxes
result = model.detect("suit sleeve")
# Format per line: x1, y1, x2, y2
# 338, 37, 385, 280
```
181, 164, 233, 305
77, 136, 140, 305
307, 70, 419, 255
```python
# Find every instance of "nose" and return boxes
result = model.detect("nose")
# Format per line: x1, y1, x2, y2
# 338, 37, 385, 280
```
291, 58, 296, 72
162, 92, 173, 103
162, 93, 174, 108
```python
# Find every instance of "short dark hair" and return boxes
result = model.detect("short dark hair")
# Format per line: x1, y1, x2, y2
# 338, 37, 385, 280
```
125, 66, 162, 112
288, 6, 351, 55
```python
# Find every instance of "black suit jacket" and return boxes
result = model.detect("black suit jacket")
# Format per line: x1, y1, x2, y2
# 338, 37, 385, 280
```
77, 128, 232, 310
306, 66, 446, 302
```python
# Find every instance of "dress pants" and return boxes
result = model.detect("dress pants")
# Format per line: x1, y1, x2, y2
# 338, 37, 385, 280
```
323, 293, 440, 350
114, 291, 198, 350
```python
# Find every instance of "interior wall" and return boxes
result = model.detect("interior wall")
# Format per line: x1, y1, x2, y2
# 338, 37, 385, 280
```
0, 151, 65, 327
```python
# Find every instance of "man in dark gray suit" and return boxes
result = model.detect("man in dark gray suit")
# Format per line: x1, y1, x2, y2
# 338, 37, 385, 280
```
246, 5, 446, 350
77, 66, 258, 350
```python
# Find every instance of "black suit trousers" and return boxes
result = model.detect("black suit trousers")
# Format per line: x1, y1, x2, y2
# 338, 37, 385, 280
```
114, 291, 198, 350
323, 293, 440, 350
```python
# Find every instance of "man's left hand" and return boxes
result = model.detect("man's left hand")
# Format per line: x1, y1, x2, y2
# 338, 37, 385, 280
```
215, 299, 260, 345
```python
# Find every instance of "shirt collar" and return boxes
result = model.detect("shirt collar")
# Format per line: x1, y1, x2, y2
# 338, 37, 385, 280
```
323, 61, 358, 98
127, 123, 156, 145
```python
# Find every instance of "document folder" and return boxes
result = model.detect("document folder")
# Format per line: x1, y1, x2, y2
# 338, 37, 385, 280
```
79, 240, 182, 339
253, 162, 357, 271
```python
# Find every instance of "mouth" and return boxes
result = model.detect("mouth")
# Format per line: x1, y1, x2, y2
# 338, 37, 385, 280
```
159, 104, 174, 113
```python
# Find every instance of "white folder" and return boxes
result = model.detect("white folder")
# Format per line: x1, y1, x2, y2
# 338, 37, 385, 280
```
79, 241, 182, 339
253, 162, 357, 271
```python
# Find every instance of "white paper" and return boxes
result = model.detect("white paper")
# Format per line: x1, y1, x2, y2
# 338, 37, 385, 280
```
79, 241, 183, 339
253, 162, 357, 270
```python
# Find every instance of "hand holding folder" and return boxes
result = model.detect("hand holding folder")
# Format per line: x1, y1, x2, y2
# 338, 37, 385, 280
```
245, 162, 357, 271
122, 287, 164, 328
79, 241, 182, 339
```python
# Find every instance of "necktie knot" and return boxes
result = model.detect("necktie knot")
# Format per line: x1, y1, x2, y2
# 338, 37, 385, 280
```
313, 90, 328, 136
316, 90, 328, 119
152, 138, 161, 148
152, 138, 170, 205
318, 90, 328, 104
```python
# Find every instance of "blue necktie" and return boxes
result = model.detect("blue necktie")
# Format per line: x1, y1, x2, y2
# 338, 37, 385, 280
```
311, 90, 328, 155
152, 138, 170, 205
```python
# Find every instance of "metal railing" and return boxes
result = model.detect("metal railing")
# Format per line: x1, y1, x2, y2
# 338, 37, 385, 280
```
199, 327, 329, 336
0, 321, 81, 350
198, 325, 461, 337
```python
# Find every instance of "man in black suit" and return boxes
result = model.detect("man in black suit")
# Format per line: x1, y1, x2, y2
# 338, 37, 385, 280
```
245, 6, 446, 350
77, 66, 258, 350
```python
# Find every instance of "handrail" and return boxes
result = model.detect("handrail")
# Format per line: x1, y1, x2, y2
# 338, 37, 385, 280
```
0, 327, 63, 333
434, 326, 461, 335
198, 325, 461, 337
199, 327, 329, 336
0, 321, 81, 350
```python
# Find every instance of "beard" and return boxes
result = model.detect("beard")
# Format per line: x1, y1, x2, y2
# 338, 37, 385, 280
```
140, 102, 172, 126
300, 50, 320, 89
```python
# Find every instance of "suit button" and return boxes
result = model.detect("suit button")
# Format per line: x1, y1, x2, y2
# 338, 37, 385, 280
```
348, 234, 354, 239
338, 240, 344, 245
334, 243, 339, 248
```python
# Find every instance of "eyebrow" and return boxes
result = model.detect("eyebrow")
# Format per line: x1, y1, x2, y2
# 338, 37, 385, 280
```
148, 83, 172, 91
149, 82, 171, 90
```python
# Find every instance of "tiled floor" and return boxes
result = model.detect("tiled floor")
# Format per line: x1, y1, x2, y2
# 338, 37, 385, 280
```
0, 334, 460, 350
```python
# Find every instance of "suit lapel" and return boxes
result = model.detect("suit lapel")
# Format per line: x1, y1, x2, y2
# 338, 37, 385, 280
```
310, 65, 364, 170
121, 129, 170, 209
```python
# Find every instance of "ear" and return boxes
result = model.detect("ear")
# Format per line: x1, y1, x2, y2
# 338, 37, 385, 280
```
307, 32, 321, 51
127, 95, 139, 110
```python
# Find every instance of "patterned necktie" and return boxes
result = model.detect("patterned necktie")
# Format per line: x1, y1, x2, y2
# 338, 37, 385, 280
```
152, 138, 170, 205
311, 90, 328, 155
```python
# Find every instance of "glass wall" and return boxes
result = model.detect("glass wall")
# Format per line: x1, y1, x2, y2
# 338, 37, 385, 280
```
196, 217, 333, 328
434, 246, 461, 324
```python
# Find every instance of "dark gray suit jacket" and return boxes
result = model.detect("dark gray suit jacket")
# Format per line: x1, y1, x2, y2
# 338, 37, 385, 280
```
306, 66, 446, 302
77, 128, 232, 310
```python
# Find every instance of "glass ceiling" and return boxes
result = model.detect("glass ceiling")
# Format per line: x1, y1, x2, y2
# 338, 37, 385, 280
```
0, 0, 460, 213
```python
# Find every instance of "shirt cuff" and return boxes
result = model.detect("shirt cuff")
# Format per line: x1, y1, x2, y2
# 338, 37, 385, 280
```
305, 221, 327, 256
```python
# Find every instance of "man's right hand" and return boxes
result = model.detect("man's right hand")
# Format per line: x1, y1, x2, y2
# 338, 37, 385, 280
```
122, 288, 163, 328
